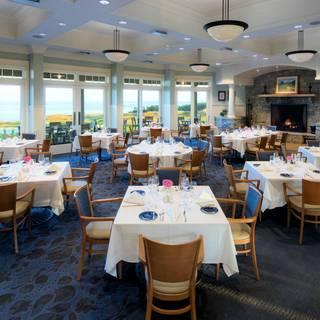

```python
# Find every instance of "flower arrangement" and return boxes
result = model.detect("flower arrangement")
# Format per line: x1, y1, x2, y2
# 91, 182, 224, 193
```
23, 156, 32, 163
162, 179, 173, 189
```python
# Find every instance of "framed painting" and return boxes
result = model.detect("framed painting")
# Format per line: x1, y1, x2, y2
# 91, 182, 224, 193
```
276, 76, 298, 94
218, 90, 226, 101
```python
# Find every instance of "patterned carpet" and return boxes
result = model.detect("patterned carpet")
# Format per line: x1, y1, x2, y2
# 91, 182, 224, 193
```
0, 151, 320, 320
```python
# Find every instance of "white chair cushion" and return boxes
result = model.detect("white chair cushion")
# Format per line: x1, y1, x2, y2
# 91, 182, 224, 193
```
86, 221, 112, 240
0, 200, 30, 219
153, 279, 190, 294
231, 223, 251, 241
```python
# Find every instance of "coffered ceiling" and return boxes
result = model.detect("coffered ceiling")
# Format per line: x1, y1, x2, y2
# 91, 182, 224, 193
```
1, 0, 320, 74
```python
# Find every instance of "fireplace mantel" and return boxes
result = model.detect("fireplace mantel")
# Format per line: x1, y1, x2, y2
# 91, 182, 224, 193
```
257, 93, 315, 98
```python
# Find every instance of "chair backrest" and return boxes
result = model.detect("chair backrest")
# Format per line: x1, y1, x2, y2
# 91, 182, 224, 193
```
191, 149, 205, 167
74, 184, 94, 218
259, 136, 268, 149
280, 132, 288, 144
280, 143, 287, 158
244, 185, 263, 218
150, 128, 162, 139
22, 133, 36, 140
302, 179, 320, 206
79, 135, 92, 148
307, 140, 320, 147
198, 139, 209, 152
213, 135, 223, 148
200, 125, 210, 135
0, 183, 17, 215
29, 151, 52, 163
41, 139, 51, 152
0, 151, 3, 165
223, 159, 235, 189
268, 134, 277, 148
88, 161, 98, 184
143, 235, 201, 284
129, 152, 149, 171
123, 132, 130, 145
156, 167, 181, 186
255, 150, 277, 161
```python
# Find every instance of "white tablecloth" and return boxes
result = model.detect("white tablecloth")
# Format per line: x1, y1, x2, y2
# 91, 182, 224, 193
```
0, 161, 71, 214
127, 141, 192, 168
244, 161, 320, 212
0, 139, 39, 162
105, 186, 238, 277
298, 146, 320, 168
140, 127, 171, 139
73, 133, 120, 152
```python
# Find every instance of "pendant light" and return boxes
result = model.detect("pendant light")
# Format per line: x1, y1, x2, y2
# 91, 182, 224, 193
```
189, 48, 210, 72
285, 30, 317, 63
102, 28, 130, 63
203, 0, 248, 42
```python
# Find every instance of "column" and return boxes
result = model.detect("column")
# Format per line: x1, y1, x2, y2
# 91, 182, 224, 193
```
110, 63, 124, 132
29, 46, 46, 139
227, 84, 236, 119
162, 69, 175, 129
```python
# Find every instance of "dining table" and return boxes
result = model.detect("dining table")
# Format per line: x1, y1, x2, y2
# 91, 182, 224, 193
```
298, 146, 320, 168
0, 161, 71, 215
105, 185, 239, 278
126, 140, 193, 168
0, 138, 40, 162
72, 132, 120, 152
243, 160, 320, 212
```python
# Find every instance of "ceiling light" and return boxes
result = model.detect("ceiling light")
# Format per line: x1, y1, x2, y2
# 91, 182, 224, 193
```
190, 48, 210, 72
102, 28, 130, 63
216, 62, 222, 66
58, 22, 66, 27
294, 25, 303, 29
233, 49, 239, 53
184, 37, 192, 41
263, 57, 269, 60
285, 30, 317, 63
203, 0, 248, 42
119, 21, 127, 25
151, 30, 167, 36
99, 0, 110, 4
39, 33, 47, 37
152, 52, 159, 55
179, 47, 184, 51
252, 54, 257, 58
256, 69, 260, 73
242, 34, 250, 39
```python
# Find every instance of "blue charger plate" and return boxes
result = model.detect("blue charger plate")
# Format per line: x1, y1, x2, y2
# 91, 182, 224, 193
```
139, 211, 158, 221
200, 206, 218, 214
130, 189, 146, 196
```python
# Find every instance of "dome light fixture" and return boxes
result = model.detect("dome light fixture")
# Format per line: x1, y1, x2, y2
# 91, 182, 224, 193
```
102, 28, 130, 63
203, 0, 248, 42
285, 30, 317, 63
189, 48, 210, 72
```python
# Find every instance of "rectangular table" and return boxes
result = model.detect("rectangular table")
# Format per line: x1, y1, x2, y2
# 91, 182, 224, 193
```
73, 133, 120, 152
105, 186, 238, 277
0, 139, 39, 162
243, 161, 320, 212
0, 161, 71, 214
298, 146, 320, 168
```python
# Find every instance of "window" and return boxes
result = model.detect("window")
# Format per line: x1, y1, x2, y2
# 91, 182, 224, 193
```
194, 91, 208, 122
0, 85, 21, 137
142, 90, 160, 126
82, 89, 104, 130
123, 89, 139, 133
177, 91, 191, 122
43, 72, 75, 81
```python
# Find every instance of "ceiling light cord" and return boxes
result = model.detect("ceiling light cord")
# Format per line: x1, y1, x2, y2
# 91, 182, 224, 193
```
197, 48, 202, 63
114, 29, 121, 50
298, 30, 304, 50
222, 0, 230, 20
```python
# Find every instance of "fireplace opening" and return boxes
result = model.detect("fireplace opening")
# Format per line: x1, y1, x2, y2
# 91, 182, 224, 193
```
271, 104, 307, 132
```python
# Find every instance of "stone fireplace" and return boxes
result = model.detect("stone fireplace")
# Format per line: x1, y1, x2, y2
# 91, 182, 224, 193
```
271, 104, 307, 132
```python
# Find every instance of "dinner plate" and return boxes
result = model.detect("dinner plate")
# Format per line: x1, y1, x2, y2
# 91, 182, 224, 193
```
139, 211, 158, 221
130, 189, 145, 196
280, 173, 293, 178
0, 176, 11, 182
44, 170, 57, 175
200, 206, 218, 214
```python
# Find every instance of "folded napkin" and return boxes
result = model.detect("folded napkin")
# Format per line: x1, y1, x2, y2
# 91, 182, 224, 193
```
0, 168, 4, 175
196, 192, 215, 206
48, 164, 59, 171
124, 192, 144, 205
259, 164, 273, 172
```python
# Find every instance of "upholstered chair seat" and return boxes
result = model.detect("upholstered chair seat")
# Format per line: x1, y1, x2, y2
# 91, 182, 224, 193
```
86, 221, 113, 240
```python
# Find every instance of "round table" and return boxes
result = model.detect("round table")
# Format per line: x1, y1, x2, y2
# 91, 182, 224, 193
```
127, 141, 192, 168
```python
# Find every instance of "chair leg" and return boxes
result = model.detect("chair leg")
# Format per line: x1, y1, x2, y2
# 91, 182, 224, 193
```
13, 221, 19, 254
77, 239, 86, 281
27, 213, 32, 236
88, 243, 92, 258
299, 215, 305, 245
215, 263, 220, 281
116, 261, 123, 280
258, 210, 262, 222
190, 288, 197, 320
145, 292, 153, 320
287, 206, 291, 230
251, 241, 260, 280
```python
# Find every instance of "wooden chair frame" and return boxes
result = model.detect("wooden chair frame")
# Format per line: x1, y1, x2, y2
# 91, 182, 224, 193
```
78, 135, 101, 163
0, 151, 3, 165
211, 135, 232, 166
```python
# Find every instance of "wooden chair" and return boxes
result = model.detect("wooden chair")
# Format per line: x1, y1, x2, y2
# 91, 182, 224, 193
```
129, 126, 140, 145
280, 144, 307, 162
175, 150, 205, 181
197, 140, 209, 175
223, 159, 260, 199
284, 179, 320, 245
0, 151, 3, 165
74, 184, 122, 280
211, 135, 232, 166
275, 132, 288, 150
139, 235, 204, 320
266, 134, 277, 150
29, 151, 52, 163
128, 153, 157, 185
0, 183, 35, 254
25, 139, 51, 155
200, 125, 210, 139
255, 150, 278, 161
156, 167, 182, 186
78, 135, 100, 163
150, 128, 162, 140
109, 142, 128, 183
246, 136, 268, 158
62, 161, 98, 207
216, 185, 263, 280
115, 132, 130, 150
